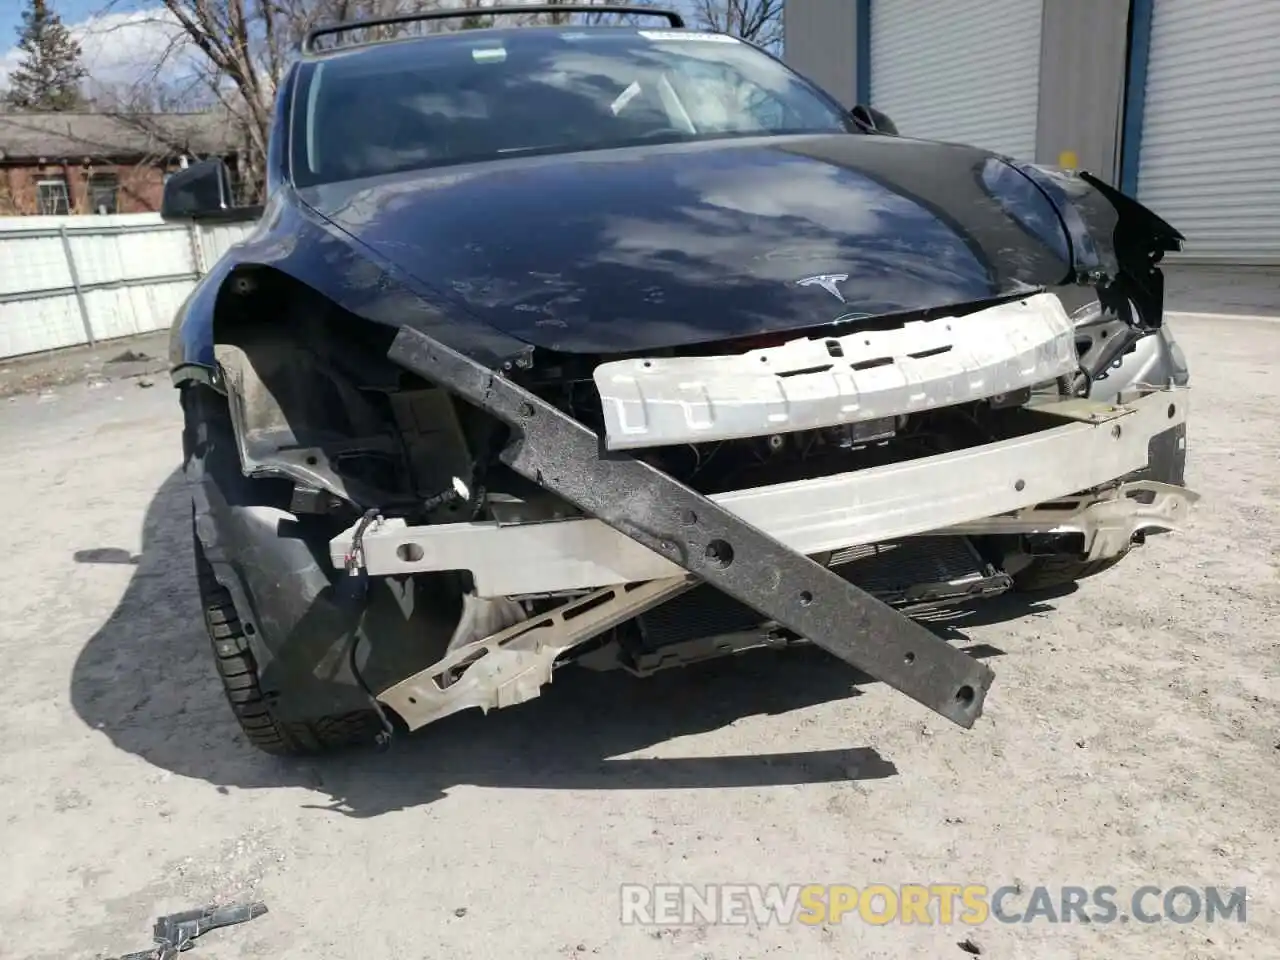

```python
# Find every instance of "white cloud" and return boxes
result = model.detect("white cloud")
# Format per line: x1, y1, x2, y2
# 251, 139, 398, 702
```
1, 6, 195, 95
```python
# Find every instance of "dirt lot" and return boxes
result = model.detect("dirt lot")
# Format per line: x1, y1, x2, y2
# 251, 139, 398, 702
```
0, 313, 1275, 960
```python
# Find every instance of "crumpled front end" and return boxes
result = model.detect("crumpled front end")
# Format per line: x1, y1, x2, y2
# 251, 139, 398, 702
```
185, 154, 1198, 742
318, 290, 1195, 734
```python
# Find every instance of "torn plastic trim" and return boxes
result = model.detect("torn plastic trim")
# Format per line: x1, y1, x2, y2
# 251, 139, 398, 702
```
1068, 298, 1192, 400
378, 577, 694, 731
592, 292, 1079, 451
212, 339, 407, 510
937, 480, 1199, 561
170, 361, 220, 391
1007, 162, 1184, 331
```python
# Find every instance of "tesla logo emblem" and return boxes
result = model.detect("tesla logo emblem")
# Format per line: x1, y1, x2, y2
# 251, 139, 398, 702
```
796, 274, 849, 303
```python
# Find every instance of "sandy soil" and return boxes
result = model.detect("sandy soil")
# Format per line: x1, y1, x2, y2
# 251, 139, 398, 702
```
0, 313, 1275, 960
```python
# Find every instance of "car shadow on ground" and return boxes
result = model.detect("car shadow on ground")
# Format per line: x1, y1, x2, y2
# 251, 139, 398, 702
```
70, 469, 1027, 817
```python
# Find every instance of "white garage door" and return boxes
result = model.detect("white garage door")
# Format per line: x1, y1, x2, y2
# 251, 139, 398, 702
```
869, 0, 1043, 159
1137, 0, 1280, 261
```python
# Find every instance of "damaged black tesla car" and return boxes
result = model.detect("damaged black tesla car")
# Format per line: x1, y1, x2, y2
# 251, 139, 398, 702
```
163, 6, 1197, 755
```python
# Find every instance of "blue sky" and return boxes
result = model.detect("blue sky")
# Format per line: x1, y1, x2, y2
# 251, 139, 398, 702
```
1, 1, 189, 93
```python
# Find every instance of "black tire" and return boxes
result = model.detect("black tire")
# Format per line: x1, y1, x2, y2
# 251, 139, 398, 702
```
186, 385, 382, 756
1011, 552, 1128, 593
194, 529, 382, 755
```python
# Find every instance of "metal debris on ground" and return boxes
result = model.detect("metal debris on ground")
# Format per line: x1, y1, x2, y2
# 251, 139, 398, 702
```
109, 901, 268, 959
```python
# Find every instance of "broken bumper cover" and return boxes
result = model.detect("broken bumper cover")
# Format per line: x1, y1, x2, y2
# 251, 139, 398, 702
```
331, 388, 1195, 597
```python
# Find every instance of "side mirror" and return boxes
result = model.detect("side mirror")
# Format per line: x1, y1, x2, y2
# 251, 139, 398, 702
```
161, 159, 258, 222
851, 104, 898, 136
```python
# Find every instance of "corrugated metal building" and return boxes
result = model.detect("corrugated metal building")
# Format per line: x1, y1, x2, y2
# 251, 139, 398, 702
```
782, 0, 1280, 265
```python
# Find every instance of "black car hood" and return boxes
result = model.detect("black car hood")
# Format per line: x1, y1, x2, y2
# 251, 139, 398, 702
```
298, 133, 1078, 354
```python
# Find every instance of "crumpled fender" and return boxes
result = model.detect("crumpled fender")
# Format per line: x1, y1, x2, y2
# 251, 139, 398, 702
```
182, 384, 460, 724
168, 188, 534, 387
1003, 161, 1185, 330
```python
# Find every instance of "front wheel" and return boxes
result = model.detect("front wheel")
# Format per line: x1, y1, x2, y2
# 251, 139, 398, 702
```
193, 526, 382, 755
185, 383, 383, 756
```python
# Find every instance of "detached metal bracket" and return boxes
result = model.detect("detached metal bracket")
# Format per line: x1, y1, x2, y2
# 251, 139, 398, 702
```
1027, 397, 1139, 424
388, 328, 994, 728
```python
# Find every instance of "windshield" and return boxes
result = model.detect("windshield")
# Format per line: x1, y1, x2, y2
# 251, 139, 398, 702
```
290, 27, 855, 186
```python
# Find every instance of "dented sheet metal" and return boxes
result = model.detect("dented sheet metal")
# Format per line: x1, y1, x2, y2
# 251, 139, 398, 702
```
592, 293, 1078, 450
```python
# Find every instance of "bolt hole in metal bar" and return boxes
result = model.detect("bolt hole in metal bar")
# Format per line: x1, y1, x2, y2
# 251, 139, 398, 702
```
387, 327, 994, 728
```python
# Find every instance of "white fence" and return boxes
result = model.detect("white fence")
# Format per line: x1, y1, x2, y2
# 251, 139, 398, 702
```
0, 213, 257, 361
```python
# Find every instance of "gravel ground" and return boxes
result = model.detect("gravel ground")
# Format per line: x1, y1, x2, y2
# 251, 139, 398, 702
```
0, 313, 1275, 960
0, 330, 170, 399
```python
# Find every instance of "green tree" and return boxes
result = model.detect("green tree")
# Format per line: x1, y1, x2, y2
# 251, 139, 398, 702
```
4, 0, 88, 111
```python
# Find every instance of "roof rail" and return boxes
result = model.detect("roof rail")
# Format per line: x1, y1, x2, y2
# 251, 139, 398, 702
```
302, 5, 686, 55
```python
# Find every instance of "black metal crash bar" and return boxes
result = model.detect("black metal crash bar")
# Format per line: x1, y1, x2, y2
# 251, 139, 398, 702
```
387, 327, 995, 729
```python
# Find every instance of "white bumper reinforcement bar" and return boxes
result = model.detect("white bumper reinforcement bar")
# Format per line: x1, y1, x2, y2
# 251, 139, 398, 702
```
330, 389, 1194, 597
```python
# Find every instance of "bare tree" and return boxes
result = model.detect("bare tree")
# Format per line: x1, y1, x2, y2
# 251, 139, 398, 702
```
690, 0, 784, 49
92, 1, 481, 202
84, 0, 775, 202
90, 74, 216, 114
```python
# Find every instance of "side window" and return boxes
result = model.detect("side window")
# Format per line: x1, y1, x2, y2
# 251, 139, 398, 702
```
740, 87, 789, 128
88, 172, 119, 214
36, 176, 71, 215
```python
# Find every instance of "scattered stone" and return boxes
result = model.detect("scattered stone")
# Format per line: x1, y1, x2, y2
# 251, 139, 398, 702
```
137, 377, 155, 388
958, 934, 982, 955
453, 907, 468, 918
108, 349, 152, 364
53, 788, 90, 812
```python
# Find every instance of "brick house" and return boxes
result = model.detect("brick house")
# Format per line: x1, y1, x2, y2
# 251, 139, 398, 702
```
0, 111, 245, 216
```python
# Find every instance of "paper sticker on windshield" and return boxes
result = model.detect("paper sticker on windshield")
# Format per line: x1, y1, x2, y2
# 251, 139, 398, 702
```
610, 81, 642, 115
471, 47, 507, 63
638, 30, 740, 43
